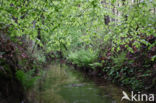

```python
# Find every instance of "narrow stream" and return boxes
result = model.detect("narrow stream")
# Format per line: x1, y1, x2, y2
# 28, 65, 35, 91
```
27, 62, 129, 103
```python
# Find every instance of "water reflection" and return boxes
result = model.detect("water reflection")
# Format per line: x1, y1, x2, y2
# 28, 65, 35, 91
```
27, 63, 130, 103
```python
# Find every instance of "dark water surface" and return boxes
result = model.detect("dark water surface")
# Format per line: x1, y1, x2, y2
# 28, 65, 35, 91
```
27, 63, 129, 103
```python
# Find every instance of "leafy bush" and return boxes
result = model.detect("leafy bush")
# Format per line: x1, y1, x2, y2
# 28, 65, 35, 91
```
33, 50, 46, 63
111, 52, 128, 68
121, 77, 143, 90
16, 69, 39, 89
89, 62, 103, 70
67, 49, 98, 67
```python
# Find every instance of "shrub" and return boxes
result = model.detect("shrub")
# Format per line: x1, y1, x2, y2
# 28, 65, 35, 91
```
16, 69, 39, 89
67, 49, 98, 67
33, 50, 46, 63
111, 51, 128, 68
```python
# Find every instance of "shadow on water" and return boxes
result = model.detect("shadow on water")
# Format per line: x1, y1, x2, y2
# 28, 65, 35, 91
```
27, 62, 136, 103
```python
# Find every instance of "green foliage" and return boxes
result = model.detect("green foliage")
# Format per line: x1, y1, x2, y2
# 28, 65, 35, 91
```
33, 50, 46, 63
1, 0, 155, 55
111, 52, 128, 67
89, 62, 102, 70
121, 77, 143, 90
151, 55, 156, 61
67, 49, 98, 67
16, 69, 39, 89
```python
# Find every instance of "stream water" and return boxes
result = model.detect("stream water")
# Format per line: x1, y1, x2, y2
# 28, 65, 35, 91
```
27, 62, 130, 103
